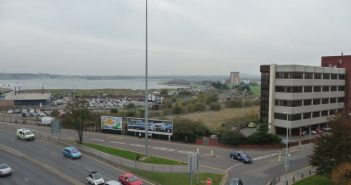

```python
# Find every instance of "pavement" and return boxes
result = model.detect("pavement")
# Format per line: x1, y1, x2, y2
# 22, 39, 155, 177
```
269, 166, 316, 185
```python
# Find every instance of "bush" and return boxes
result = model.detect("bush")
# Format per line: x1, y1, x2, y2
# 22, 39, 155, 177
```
173, 118, 210, 143
220, 131, 247, 146
194, 102, 207, 112
209, 102, 221, 111
246, 131, 281, 144
225, 100, 242, 108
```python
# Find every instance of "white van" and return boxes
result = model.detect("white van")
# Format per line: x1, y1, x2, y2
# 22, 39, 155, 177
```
38, 116, 55, 126
16, 128, 35, 140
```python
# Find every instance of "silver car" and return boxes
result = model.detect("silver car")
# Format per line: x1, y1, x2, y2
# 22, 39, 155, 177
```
0, 164, 12, 176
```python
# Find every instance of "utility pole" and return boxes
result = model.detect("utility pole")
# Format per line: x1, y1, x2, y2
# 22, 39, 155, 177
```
144, 0, 149, 156
285, 125, 289, 185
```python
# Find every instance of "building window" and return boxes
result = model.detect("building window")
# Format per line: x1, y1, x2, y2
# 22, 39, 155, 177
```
323, 73, 330, 79
331, 86, 337, 91
304, 73, 313, 79
322, 86, 329, 92
313, 98, 321, 105
291, 72, 303, 79
338, 97, 344, 103
286, 87, 293, 93
274, 113, 287, 120
304, 86, 312, 92
314, 73, 321, 79
312, 111, 320, 118
329, 110, 336, 115
276, 72, 283, 79
288, 114, 302, 121
293, 86, 303, 93
304, 99, 312, 106
292, 100, 302, 107
338, 86, 345, 91
303, 112, 311, 119
322, 98, 329, 104
275, 86, 284, 92
313, 86, 321, 92
331, 74, 338, 80
339, 74, 345, 80
321, 110, 328, 116
330, 98, 337, 103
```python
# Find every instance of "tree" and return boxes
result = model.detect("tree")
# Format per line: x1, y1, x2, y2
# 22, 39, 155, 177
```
209, 102, 221, 111
160, 89, 169, 97
331, 162, 351, 185
110, 108, 118, 114
63, 98, 94, 144
310, 113, 351, 175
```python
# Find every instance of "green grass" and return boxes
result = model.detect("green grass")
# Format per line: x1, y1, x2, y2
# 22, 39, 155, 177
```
249, 85, 261, 96
128, 168, 222, 185
83, 142, 186, 165
293, 175, 332, 185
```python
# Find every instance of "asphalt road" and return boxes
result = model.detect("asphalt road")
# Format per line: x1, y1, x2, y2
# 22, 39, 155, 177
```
0, 121, 312, 185
0, 129, 152, 185
0, 149, 71, 185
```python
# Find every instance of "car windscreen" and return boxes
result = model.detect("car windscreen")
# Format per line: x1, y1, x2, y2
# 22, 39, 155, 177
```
128, 176, 139, 182
0, 164, 8, 169
92, 173, 103, 180
70, 148, 79, 153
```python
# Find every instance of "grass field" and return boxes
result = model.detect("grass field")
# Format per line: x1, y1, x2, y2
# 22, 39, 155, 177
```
83, 142, 186, 165
175, 106, 259, 130
128, 168, 222, 185
293, 175, 332, 185
249, 85, 261, 96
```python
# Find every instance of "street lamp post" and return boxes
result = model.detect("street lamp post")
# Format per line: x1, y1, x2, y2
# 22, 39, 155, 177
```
284, 112, 289, 185
144, 0, 149, 156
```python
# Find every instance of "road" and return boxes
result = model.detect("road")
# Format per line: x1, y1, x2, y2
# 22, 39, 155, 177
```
0, 129, 152, 185
0, 121, 312, 185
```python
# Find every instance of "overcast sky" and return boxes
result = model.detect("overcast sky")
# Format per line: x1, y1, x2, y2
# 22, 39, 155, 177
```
0, 0, 350, 76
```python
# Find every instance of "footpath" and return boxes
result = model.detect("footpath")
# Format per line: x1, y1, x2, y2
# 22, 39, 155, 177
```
267, 165, 316, 185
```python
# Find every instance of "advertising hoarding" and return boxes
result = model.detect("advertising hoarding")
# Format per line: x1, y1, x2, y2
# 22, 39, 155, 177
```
127, 117, 173, 136
101, 116, 123, 131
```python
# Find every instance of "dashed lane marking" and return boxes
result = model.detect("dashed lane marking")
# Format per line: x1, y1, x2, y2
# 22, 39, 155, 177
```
90, 138, 105, 142
129, 144, 144, 148
252, 153, 282, 161
110, 141, 125, 145
177, 150, 195, 155
152, 147, 176, 152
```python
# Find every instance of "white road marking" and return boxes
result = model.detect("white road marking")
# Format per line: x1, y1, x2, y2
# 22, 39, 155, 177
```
225, 163, 242, 172
90, 138, 105, 142
66, 137, 75, 140
177, 150, 195, 155
110, 141, 125, 145
152, 146, 176, 152
129, 144, 144, 148
252, 153, 282, 161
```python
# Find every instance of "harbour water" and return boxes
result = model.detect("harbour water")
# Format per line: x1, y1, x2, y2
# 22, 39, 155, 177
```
0, 78, 182, 90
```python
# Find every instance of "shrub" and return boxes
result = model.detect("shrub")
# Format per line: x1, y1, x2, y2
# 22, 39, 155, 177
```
209, 102, 221, 111
173, 118, 210, 143
220, 131, 247, 146
194, 102, 207, 111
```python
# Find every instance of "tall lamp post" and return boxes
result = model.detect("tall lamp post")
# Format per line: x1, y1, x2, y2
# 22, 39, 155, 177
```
284, 112, 289, 185
144, 0, 149, 156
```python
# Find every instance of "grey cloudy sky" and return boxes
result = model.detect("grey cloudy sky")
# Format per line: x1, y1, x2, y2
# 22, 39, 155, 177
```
0, 0, 350, 75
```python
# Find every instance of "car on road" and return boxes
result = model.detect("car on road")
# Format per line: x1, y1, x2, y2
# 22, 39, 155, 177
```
118, 173, 143, 185
105, 180, 122, 185
0, 164, 12, 176
227, 178, 243, 185
229, 151, 252, 163
63, 146, 81, 159
16, 128, 35, 141
86, 171, 105, 185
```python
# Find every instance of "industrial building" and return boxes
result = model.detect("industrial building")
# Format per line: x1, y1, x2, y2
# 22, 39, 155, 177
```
260, 64, 345, 135
3, 92, 51, 107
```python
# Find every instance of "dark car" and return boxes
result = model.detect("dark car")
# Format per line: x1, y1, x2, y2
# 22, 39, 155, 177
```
228, 178, 243, 185
229, 151, 252, 163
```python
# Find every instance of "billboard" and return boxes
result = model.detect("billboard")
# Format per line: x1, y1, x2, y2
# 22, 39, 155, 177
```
127, 117, 173, 136
101, 116, 123, 131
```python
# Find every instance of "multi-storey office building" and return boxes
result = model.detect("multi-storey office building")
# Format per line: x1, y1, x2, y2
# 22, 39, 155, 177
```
260, 64, 345, 135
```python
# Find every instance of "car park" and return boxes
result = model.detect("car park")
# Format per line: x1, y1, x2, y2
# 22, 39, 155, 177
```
118, 173, 143, 185
0, 164, 12, 176
105, 180, 122, 185
63, 146, 81, 159
227, 178, 243, 185
16, 128, 35, 141
229, 151, 252, 163
86, 171, 105, 185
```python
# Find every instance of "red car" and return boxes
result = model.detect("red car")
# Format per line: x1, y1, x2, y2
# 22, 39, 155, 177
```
118, 173, 143, 185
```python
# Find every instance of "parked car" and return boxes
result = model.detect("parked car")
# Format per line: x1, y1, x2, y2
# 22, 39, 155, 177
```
0, 164, 12, 176
118, 173, 143, 185
105, 180, 122, 185
299, 130, 307, 136
247, 122, 256, 128
228, 178, 243, 185
6, 109, 13, 114
16, 128, 35, 141
63, 146, 81, 159
21, 112, 31, 117
38, 116, 55, 126
86, 171, 105, 185
229, 151, 252, 163
322, 127, 332, 131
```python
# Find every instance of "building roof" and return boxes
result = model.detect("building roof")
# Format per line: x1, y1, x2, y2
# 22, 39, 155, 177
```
4, 92, 51, 101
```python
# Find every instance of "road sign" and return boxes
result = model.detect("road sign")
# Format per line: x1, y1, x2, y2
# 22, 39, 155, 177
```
51, 120, 61, 134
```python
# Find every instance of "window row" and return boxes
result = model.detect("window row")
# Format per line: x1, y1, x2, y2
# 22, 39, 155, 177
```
276, 72, 345, 80
274, 109, 343, 121
275, 85, 345, 93
275, 97, 344, 107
